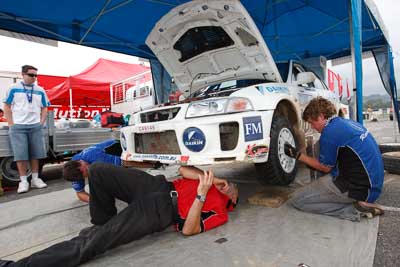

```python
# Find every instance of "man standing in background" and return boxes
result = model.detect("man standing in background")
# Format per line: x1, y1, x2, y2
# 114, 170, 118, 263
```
3, 65, 51, 193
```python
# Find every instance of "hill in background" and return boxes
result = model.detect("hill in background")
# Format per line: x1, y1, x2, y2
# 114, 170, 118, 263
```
363, 93, 392, 110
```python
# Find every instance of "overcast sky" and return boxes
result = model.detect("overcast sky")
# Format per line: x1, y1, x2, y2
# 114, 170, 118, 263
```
0, 0, 398, 96
331, 0, 400, 97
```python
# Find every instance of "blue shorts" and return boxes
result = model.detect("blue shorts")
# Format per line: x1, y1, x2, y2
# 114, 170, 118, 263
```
9, 123, 47, 161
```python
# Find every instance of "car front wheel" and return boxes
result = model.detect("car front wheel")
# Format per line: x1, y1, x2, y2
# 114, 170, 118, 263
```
255, 115, 298, 185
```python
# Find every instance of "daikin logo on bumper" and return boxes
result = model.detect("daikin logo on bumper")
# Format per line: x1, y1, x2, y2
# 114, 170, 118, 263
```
183, 127, 206, 152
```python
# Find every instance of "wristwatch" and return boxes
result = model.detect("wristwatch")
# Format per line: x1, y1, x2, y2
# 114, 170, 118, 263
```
196, 194, 206, 202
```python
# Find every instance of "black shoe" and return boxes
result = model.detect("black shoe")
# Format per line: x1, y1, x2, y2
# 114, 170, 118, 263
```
78, 225, 100, 237
0, 260, 14, 267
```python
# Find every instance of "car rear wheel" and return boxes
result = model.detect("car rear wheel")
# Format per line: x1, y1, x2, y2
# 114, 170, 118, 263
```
0, 157, 45, 187
255, 115, 298, 185
0, 157, 32, 187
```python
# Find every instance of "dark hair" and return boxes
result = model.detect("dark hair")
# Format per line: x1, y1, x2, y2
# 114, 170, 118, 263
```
302, 97, 337, 122
63, 160, 84, 182
0, 108, 3, 113
21, 65, 38, 73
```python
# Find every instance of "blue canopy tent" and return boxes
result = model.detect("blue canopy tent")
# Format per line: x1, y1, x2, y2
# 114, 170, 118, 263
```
0, 0, 398, 129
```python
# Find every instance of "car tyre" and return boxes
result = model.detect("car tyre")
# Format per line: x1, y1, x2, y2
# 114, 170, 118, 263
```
255, 115, 298, 185
382, 152, 400, 175
0, 156, 32, 187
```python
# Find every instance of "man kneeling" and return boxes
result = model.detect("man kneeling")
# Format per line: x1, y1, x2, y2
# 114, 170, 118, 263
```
285, 97, 384, 221
0, 163, 238, 267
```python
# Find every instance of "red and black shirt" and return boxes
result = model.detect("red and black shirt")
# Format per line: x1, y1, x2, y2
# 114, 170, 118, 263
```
172, 178, 235, 232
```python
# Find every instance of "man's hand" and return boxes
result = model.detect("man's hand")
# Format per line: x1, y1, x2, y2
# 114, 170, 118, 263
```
284, 144, 300, 159
222, 182, 238, 204
213, 177, 229, 192
197, 169, 214, 196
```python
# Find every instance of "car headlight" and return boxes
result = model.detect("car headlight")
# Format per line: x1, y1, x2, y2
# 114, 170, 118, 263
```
120, 132, 127, 150
186, 97, 253, 118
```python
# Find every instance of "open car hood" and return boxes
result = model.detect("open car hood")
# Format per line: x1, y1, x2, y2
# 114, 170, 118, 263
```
146, 0, 282, 96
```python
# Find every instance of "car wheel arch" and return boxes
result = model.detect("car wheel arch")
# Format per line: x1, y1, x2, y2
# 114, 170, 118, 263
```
274, 100, 303, 148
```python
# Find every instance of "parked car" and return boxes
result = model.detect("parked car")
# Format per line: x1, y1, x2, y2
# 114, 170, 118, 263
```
120, 0, 345, 185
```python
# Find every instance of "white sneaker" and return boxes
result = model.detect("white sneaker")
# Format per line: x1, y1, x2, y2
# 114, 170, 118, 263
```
17, 181, 30, 194
31, 178, 47, 189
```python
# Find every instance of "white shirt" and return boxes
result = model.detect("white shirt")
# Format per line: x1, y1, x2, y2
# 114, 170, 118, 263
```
3, 82, 51, 124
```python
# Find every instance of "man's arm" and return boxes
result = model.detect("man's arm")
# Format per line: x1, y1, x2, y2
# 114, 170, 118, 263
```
76, 191, 90, 203
181, 170, 213, 236
40, 107, 48, 125
298, 153, 332, 173
179, 166, 228, 191
3, 104, 13, 126
72, 180, 88, 202
284, 144, 332, 173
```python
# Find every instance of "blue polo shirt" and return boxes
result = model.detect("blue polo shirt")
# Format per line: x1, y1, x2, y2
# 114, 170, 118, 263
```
319, 117, 384, 202
71, 139, 121, 192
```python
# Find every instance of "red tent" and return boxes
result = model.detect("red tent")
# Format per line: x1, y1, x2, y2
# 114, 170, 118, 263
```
37, 75, 67, 89
45, 58, 151, 106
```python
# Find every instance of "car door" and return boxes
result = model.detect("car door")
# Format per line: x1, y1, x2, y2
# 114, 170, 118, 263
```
312, 75, 340, 106
290, 63, 319, 111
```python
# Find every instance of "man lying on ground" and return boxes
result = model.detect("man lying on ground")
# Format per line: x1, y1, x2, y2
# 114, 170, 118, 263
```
285, 97, 384, 221
0, 163, 238, 267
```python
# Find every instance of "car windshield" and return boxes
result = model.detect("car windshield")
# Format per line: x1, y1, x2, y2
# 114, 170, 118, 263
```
276, 62, 289, 82
190, 79, 268, 98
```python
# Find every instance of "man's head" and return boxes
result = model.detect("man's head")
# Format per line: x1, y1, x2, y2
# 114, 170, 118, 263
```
21, 65, 38, 85
0, 108, 4, 117
63, 160, 90, 182
302, 97, 337, 133
225, 182, 239, 204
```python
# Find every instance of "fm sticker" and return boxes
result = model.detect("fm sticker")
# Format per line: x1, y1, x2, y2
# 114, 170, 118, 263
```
243, 116, 263, 141
183, 127, 206, 152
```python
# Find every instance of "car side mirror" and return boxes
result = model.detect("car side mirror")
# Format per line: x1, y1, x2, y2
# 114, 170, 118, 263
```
296, 72, 316, 85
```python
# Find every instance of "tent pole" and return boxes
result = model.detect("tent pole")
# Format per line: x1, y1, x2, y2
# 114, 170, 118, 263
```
110, 83, 114, 111
388, 46, 400, 138
69, 88, 73, 118
349, 0, 363, 124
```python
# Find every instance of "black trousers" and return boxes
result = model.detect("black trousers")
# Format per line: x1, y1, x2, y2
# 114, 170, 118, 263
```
7, 163, 176, 267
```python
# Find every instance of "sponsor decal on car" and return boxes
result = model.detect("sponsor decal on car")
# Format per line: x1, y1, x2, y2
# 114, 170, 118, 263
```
180, 155, 190, 162
243, 116, 263, 141
245, 144, 269, 159
183, 127, 206, 152
131, 154, 177, 161
262, 86, 289, 94
136, 124, 158, 133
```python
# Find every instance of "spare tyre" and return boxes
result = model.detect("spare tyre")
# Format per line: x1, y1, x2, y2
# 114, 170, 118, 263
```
379, 143, 400, 154
382, 152, 400, 175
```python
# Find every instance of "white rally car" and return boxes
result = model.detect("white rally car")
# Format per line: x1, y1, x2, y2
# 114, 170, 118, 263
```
120, 0, 344, 185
